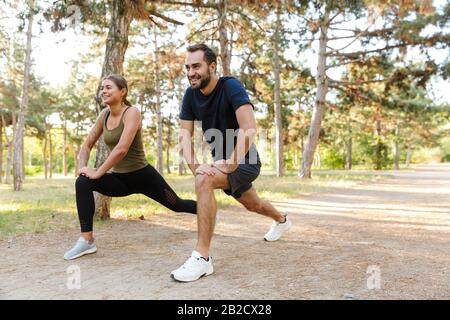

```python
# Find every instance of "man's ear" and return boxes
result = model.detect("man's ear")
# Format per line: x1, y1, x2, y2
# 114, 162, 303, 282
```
210, 62, 217, 74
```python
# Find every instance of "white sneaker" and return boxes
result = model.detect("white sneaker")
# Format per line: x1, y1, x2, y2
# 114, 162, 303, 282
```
64, 237, 97, 260
264, 214, 292, 241
170, 250, 214, 282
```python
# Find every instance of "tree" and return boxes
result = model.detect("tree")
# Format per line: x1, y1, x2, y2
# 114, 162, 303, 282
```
13, 0, 34, 191
153, 25, 164, 174
47, 0, 184, 218
273, 1, 284, 176
297, 0, 450, 177
0, 115, 3, 183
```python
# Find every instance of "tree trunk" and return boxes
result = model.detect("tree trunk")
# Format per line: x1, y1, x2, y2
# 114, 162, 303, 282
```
10, 111, 16, 182
2, 115, 11, 184
342, 142, 346, 170
13, 6, 33, 191
21, 137, 25, 180
63, 119, 68, 176
293, 148, 298, 168
218, 0, 231, 76
154, 27, 164, 175
314, 144, 321, 169
301, 135, 304, 155
166, 116, 172, 175
166, 140, 171, 174
374, 117, 382, 170
346, 116, 352, 170
6, 139, 12, 184
273, 3, 284, 177
406, 143, 412, 167
299, 11, 329, 179
393, 121, 400, 170
346, 138, 353, 170
43, 136, 48, 180
48, 126, 53, 179
75, 143, 80, 178
0, 118, 3, 183
94, 0, 133, 219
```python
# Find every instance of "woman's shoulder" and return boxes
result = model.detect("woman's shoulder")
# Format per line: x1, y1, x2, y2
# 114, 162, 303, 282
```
123, 106, 141, 121
97, 107, 110, 124
100, 107, 110, 115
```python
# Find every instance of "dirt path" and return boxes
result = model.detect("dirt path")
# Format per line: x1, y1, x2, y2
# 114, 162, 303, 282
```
1, 164, 449, 300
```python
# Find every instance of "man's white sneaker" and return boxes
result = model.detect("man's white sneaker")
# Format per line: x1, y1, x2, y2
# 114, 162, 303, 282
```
264, 214, 292, 241
170, 250, 214, 282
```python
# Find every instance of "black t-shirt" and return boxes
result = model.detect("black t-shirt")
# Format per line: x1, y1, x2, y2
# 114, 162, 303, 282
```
180, 76, 260, 164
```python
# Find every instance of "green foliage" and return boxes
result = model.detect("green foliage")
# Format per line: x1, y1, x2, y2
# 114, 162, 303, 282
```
441, 136, 450, 162
1, 0, 449, 186
25, 165, 42, 176
321, 147, 345, 169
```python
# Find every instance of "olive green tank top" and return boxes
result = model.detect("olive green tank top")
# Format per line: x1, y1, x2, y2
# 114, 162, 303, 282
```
102, 106, 148, 173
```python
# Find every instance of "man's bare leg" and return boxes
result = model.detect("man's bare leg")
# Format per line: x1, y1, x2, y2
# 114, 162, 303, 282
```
236, 188, 285, 222
195, 170, 229, 258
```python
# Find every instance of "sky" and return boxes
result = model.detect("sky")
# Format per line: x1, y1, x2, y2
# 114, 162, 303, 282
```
2, 1, 450, 107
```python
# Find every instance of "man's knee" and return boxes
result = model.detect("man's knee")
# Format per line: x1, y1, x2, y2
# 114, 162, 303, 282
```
195, 174, 213, 193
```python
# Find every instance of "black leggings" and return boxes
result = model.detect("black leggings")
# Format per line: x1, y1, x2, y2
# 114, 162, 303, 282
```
75, 164, 196, 232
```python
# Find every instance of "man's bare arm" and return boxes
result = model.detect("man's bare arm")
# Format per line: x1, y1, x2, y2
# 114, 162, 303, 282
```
214, 104, 256, 173
179, 119, 201, 175
231, 104, 256, 164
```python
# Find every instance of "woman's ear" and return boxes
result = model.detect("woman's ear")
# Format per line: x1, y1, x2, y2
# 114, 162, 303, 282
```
121, 88, 127, 99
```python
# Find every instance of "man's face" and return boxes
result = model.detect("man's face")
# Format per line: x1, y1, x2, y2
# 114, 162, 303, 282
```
185, 50, 214, 89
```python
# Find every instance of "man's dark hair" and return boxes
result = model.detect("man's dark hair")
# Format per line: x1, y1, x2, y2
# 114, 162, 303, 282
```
187, 44, 217, 65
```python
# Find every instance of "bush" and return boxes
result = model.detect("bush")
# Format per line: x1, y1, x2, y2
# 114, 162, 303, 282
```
25, 165, 43, 176
322, 147, 345, 169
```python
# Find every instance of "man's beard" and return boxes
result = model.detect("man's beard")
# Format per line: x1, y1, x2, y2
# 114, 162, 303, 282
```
191, 72, 211, 89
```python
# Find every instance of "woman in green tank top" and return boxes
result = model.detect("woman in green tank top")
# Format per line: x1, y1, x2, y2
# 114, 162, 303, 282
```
63, 74, 196, 261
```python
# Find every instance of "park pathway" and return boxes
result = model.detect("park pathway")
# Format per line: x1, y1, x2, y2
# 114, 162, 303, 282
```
1, 164, 449, 299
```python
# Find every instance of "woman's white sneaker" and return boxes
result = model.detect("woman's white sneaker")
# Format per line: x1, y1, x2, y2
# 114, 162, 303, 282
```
64, 237, 97, 260
264, 214, 292, 241
170, 250, 214, 282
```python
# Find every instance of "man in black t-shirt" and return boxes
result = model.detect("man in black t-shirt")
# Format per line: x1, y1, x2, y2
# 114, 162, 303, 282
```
171, 44, 292, 282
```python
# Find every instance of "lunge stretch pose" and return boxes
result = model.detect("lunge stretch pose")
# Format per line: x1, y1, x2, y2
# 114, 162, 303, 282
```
171, 44, 292, 282
64, 74, 196, 261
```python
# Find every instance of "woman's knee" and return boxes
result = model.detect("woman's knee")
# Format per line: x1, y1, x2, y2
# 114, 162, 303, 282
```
75, 175, 92, 191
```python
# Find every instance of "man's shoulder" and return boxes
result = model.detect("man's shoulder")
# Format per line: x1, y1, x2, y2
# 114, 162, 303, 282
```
182, 87, 197, 105
184, 86, 194, 96
221, 76, 243, 89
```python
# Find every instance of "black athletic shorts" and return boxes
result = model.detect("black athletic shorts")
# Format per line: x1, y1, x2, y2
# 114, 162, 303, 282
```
223, 161, 261, 198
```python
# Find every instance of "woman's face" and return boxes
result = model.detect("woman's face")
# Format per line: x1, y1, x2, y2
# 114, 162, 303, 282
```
100, 79, 125, 106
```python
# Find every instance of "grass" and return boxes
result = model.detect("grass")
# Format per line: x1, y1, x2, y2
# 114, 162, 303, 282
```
0, 170, 386, 238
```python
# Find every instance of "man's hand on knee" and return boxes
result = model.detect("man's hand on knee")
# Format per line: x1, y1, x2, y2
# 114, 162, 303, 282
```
195, 164, 216, 176
213, 159, 238, 174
